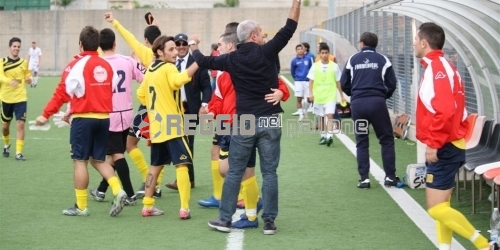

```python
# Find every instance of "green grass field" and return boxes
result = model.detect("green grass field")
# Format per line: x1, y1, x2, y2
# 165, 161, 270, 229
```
0, 75, 492, 250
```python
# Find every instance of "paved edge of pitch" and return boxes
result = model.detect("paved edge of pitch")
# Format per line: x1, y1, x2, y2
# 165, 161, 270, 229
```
279, 74, 466, 250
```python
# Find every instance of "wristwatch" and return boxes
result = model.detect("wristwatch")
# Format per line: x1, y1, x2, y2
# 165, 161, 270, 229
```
201, 103, 208, 107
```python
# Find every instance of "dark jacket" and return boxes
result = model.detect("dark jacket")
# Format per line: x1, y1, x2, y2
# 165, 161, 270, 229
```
340, 46, 397, 101
184, 54, 212, 118
192, 18, 297, 116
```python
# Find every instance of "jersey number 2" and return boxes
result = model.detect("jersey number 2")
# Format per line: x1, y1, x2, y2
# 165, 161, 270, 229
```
114, 70, 126, 93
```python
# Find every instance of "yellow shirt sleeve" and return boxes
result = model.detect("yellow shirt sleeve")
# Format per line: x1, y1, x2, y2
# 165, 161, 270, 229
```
23, 60, 31, 79
137, 78, 147, 105
112, 19, 154, 68
165, 64, 191, 90
0, 58, 11, 84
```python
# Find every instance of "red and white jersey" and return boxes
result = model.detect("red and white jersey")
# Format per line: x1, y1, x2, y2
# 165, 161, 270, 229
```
102, 54, 145, 132
43, 51, 119, 119
416, 50, 468, 149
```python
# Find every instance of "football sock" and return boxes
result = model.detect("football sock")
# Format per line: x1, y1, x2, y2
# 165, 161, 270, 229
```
97, 164, 115, 193
2, 135, 9, 147
75, 189, 88, 211
129, 148, 148, 182
15, 140, 24, 154
242, 176, 259, 221
327, 132, 334, 139
176, 166, 190, 210
211, 160, 223, 200
428, 202, 490, 249
107, 176, 122, 196
114, 158, 135, 197
143, 196, 154, 209
156, 168, 164, 190
34, 76, 39, 85
436, 199, 452, 250
321, 132, 326, 138
238, 184, 244, 201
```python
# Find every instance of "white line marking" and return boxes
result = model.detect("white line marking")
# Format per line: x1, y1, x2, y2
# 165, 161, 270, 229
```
225, 209, 245, 250
335, 133, 466, 250
279, 74, 294, 90
30, 137, 65, 140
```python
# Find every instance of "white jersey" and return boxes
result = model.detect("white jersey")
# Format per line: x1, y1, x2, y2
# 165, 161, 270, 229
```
28, 47, 42, 62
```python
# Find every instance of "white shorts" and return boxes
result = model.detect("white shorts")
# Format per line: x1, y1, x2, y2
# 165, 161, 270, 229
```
294, 81, 309, 98
29, 62, 39, 72
314, 102, 336, 116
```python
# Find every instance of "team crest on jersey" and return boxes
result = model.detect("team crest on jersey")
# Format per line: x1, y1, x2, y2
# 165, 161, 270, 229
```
434, 71, 446, 80
93, 65, 108, 82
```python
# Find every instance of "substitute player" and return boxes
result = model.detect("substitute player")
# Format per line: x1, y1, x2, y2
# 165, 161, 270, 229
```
89, 28, 145, 206
307, 43, 345, 147
414, 22, 498, 250
137, 35, 199, 219
27, 41, 42, 87
0, 37, 32, 161
104, 12, 164, 198
35, 26, 127, 217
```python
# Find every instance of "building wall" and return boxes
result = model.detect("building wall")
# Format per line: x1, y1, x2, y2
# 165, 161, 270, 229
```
0, 7, 328, 71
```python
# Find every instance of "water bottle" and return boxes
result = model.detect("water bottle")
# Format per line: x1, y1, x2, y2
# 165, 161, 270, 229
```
490, 208, 500, 243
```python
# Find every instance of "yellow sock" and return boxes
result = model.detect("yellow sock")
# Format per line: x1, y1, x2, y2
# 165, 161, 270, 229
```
176, 166, 190, 210
238, 184, 244, 201
211, 160, 223, 200
428, 202, 490, 249
107, 176, 122, 196
436, 199, 453, 250
16, 140, 24, 154
75, 189, 88, 211
2, 135, 9, 147
156, 168, 164, 190
129, 148, 149, 182
242, 176, 259, 221
143, 196, 155, 209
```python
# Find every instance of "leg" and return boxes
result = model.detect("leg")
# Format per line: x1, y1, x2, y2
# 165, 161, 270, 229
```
1, 103, 13, 157
73, 159, 90, 211
126, 134, 149, 183
256, 124, 281, 226
368, 98, 396, 180
169, 136, 193, 219
294, 81, 305, 118
426, 145, 491, 250
141, 141, 168, 217
209, 122, 255, 231
351, 99, 371, 183
13, 102, 27, 160
187, 134, 195, 183
232, 148, 260, 229
199, 136, 224, 208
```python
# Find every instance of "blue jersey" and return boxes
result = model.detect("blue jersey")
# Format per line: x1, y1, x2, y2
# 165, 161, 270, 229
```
340, 46, 397, 101
290, 55, 313, 81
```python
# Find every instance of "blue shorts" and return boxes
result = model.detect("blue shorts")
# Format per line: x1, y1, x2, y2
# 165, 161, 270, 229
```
1, 101, 27, 122
425, 142, 465, 190
70, 118, 110, 161
218, 134, 256, 168
128, 105, 147, 137
150, 136, 193, 166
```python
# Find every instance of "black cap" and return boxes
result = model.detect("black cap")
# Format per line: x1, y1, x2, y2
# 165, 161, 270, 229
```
175, 33, 188, 42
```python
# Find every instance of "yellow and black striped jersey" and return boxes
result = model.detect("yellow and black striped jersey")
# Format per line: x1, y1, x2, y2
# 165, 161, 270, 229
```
0, 57, 31, 103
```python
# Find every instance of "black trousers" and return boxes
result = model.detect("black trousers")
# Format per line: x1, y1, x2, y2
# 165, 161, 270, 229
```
184, 101, 196, 183
351, 96, 396, 180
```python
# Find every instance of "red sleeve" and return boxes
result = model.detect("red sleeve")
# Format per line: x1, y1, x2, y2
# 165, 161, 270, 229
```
208, 75, 226, 117
42, 71, 72, 119
278, 78, 290, 102
427, 64, 456, 148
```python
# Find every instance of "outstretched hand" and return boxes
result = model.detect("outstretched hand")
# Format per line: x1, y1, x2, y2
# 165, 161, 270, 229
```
265, 88, 284, 105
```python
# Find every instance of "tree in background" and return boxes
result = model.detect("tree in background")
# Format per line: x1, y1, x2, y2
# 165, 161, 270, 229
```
214, 0, 240, 8
51, 0, 75, 9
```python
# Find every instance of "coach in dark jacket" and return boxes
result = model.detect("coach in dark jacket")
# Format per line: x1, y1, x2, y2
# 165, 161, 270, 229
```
165, 33, 212, 190
340, 31, 398, 189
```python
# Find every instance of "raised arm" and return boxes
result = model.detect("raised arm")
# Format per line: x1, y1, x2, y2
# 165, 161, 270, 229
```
196, 67, 212, 104
261, 0, 301, 56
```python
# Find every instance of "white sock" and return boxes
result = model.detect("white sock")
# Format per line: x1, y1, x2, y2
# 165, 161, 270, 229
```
297, 109, 303, 118
321, 132, 326, 138
327, 132, 333, 139
35, 77, 38, 84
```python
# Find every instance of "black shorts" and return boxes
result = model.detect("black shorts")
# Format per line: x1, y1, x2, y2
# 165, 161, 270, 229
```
70, 118, 110, 161
128, 104, 147, 137
150, 136, 193, 166
426, 142, 465, 190
218, 134, 256, 167
212, 133, 222, 146
1, 101, 27, 122
107, 130, 129, 155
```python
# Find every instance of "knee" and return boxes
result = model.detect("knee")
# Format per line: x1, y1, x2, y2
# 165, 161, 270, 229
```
17, 121, 25, 129
219, 169, 227, 178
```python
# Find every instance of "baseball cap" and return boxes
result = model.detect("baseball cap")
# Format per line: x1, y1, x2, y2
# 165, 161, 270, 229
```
175, 33, 188, 42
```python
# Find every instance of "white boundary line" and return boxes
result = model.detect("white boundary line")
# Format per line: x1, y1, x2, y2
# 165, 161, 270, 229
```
225, 209, 246, 250
279, 74, 466, 250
